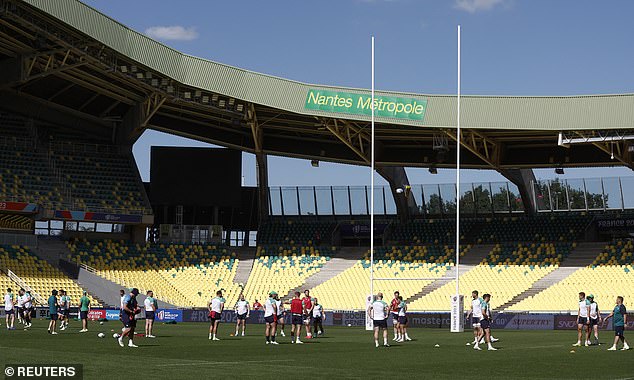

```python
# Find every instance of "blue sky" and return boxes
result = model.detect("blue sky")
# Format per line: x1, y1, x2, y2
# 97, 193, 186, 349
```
84, 0, 634, 186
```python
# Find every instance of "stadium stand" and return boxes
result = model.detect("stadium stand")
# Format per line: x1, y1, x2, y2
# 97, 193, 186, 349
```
242, 245, 331, 303
67, 239, 239, 307
508, 239, 634, 312
0, 214, 33, 232
390, 219, 476, 244
0, 244, 100, 306
474, 214, 591, 243
49, 142, 150, 214
256, 220, 336, 245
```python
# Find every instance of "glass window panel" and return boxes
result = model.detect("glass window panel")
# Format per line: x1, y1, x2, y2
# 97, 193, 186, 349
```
507, 182, 524, 212
350, 186, 368, 215
472, 183, 492, 214
548, 179, 567, 211
315, 187, 333, 215
298, 187, 316, 216
50, 220, 63, 229
409, 185, 424, 214
584, 178, 605, 210
269, 187, 283, 216
423, 185, 442, 215
534, 180, 552, 212
384, 187, 397, 215
78, 222, 95, 232
602, 177, 622, 210
372, 186, 385, 215
458, 183, 475, 214
332, 187, 350, 215
96, 223, 112, 232
491, 182, 510, 213
35, 221, 48, 229
620, 177, 634, 209
439, 184, 456, 214
281, 187, 299, 215
566, 179, 586, 211
35, 229, 49, 235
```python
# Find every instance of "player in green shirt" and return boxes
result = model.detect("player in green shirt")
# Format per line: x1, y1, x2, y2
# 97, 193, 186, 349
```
79, 291, 91, 333
47, 289, 59, 335
604, 296, 630, 351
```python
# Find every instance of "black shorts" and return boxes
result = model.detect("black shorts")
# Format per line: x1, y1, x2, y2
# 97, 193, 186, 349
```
122, 318, 137, 329
292, 314, 303, 325
615, 326, 625, 337
276, 314, 284, 323
471, 317, 481, 327
303, 315, 312, 325
50, 313, 58, 321
590, 317, 599, 326
17, 307, 24, 315
237, 313, 247, 320
398, 316, 408, 325
264, 315, 275, 324
63, 310, 70, 318
480, 318, 490, 330
391, 313, 399, 323
577, 317, 588, 325
145, 311, 155, 320
313, 316, 322, 323
5, 309, 13, 315
80, 311, 88, 320
373, 319, 388, 329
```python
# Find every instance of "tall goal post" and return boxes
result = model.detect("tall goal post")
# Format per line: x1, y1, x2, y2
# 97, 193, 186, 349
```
450, 25, 465, 333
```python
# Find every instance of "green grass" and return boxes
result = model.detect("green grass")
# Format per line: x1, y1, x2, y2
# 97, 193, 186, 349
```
1, 320, 633, 379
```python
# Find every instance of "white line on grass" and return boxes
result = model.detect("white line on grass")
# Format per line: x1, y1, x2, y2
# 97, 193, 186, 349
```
157, 359, 292, 367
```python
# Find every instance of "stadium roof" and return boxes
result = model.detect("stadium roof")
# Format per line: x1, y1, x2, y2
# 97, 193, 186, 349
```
1, 0, 633, 169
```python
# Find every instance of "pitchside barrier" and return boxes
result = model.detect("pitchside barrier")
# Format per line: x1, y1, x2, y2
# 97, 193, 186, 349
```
6, 308, 631, 331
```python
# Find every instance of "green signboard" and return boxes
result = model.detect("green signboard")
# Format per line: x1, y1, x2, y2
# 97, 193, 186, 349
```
304, 88, 427, 121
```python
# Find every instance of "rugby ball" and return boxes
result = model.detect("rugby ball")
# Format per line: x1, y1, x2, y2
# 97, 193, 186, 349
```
113, 333, 120, 338
99, 321, 104, 325
97, 333, 105, 338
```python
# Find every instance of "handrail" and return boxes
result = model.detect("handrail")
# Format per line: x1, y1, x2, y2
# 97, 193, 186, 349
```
6, 269, 45, 305
79, 262, 97, 274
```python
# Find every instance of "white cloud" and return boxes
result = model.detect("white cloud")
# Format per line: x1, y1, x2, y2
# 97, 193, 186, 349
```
454, 0, 506, 13
145, 25, 198, 41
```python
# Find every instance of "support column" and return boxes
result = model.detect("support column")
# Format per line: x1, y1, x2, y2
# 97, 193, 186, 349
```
249, 105, 269, 222
500, 168, 541, 214
376, 166, 419, 222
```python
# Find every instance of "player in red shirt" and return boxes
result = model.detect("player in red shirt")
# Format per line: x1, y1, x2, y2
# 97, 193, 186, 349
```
390, 291, 401, 341
290, 291, 304, 344
302, 289, 314, 339
252, 299, 262, 311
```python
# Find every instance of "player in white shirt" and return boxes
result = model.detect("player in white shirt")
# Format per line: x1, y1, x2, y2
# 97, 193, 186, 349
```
22, 291, 33, 329
312, 298, 325, 336
275, 294, 286, 337
208, 290, 225, 341
573, 292, 591, 347
467, 290, 484, 350
264, 291, 279, 345
396, 296, 411, 342
16, 289, 25, 326
143, 290, 157, 338
367, 292, 390, 348
234, 294, 250, 336
587, 294, 601, 345
4, 288, 15, 330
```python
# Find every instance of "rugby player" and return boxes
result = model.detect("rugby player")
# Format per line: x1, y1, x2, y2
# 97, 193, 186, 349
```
604, 296, 630, 351
208, 290, 225, 341
16, 288, 25, 326
290, 291, 304, 344
4, 288, 15, 330
573, 292, 591, 347
367, 292, 389, 348
588, 294, 601, 345
302, 289, 314, 339
312, 298, 324, 336
275, 293, 286, 337
118, 288, 141, 348
264, 291, 279, 344
234, 293, 250, 336
390, 291, 401, 341
396, 296, 411, 342
58, 289, 69, 330
466, 290, 484, 350
79, 291, 90, 333
47, 289, 59, 335
22, 290, 33, 329
144, 290, 157, 338
480, 294, 497, 350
